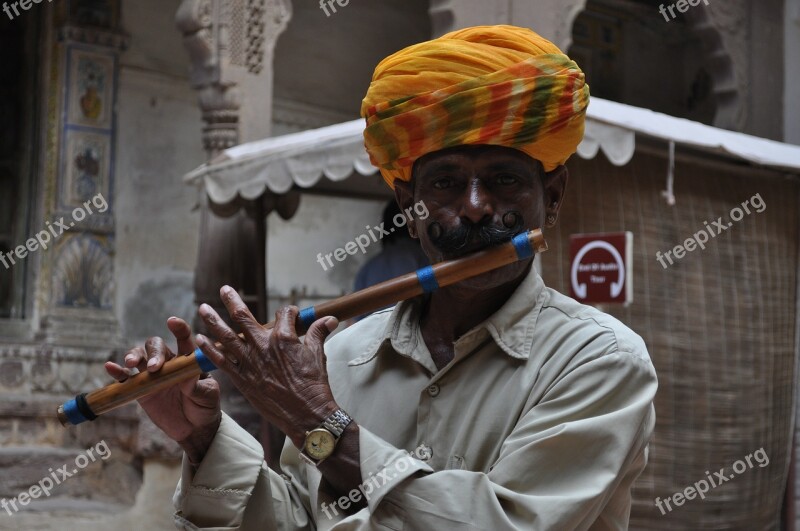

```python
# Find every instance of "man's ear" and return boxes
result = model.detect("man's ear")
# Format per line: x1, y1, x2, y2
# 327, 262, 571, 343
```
393, 179, 418, 238
542, 165, 568, 226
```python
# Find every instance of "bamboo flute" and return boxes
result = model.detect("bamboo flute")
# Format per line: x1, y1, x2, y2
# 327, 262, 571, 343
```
57, 229, 548, 426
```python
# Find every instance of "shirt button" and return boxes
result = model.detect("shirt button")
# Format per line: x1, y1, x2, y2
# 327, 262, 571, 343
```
415, 444, 433, 461
427, 384, 440, 397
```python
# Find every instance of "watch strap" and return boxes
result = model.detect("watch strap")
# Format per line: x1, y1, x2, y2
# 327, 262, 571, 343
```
321, 409, 352, 439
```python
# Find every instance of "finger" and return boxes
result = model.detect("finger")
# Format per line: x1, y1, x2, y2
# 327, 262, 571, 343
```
304, 317, 338, 354
144, 336, 175, 372
198, 303, 246, 356
105, 361, 136, 383
196, 334, 240, 374
167, 317, 195, 356
123, 346, 147, 369
271, 306, 300, 348
219, 286, 265, 345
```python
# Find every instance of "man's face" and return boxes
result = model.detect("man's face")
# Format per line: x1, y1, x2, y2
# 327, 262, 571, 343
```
395, 145, 567, 289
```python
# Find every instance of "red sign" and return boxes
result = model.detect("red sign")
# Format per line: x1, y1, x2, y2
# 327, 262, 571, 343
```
569, 232, 633, 304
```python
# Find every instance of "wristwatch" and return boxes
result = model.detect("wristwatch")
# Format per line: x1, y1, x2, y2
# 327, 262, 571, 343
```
300, 409, 353, 466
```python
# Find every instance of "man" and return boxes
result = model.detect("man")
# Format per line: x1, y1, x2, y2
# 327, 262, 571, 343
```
107, 25, 657, 530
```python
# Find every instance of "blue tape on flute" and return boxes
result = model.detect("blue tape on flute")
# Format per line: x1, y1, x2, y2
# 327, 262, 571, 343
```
194, 348, 218, 373
512, 232, 534, 260
62, 397, 88, 426
299, 306, 317, 329
61, 393, 97, 426
416, 266, 440, 293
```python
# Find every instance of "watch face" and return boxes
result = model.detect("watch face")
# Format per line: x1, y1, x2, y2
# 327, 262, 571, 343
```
305, 429, 336, 460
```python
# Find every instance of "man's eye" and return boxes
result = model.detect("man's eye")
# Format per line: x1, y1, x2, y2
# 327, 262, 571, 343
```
496, 174, 519, 185
433, 177, 453, 190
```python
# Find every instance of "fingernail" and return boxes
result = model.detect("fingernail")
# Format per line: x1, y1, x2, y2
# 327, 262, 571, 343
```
198, 304, 210, 316
221, 286, 233, 296
326, 318, 338, 332
195, 334, 205, 345
125, 355, 135, 364
147, 358, 158, 368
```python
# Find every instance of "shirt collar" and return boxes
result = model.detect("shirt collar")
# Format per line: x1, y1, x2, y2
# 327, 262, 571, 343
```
359, 265, 547, 364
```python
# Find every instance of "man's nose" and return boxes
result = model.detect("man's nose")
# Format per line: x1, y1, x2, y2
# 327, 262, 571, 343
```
460, 179, 494, 225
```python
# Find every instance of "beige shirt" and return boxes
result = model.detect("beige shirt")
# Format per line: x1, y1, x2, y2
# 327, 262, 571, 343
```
173, 267, 657, 530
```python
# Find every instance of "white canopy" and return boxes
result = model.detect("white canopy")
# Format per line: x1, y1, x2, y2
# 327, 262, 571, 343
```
185, 97, 800, 204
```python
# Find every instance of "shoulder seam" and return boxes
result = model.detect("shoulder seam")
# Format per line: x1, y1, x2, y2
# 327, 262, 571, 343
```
541, 289, 645, 361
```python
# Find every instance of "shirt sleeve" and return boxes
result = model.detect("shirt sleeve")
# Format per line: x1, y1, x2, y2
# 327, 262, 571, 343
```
330, 349, 657, 530
172, 412, 314, 531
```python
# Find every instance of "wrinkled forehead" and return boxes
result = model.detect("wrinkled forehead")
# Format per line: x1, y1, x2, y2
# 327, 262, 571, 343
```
411, 145, 542, 184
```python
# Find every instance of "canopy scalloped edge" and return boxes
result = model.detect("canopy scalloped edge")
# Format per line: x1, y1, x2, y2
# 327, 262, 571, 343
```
185, 98, 800, 205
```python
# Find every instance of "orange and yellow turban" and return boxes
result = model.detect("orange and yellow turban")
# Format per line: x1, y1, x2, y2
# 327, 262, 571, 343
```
361, 25, 590, 189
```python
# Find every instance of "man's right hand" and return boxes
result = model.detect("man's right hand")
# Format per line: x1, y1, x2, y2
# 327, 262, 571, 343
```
104, 316, 222, 465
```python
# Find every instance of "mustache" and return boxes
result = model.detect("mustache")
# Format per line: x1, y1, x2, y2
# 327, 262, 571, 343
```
429, 213, 525, 255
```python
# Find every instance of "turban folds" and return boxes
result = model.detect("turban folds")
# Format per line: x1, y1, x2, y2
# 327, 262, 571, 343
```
361, 25, 590, 189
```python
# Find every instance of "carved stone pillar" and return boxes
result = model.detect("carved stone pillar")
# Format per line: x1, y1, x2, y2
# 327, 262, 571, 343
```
175, 0, 293, 328
37, 4, 128, 346
32, 0, 129, 400
0, 0, 145, 507
176, 0, 293, 466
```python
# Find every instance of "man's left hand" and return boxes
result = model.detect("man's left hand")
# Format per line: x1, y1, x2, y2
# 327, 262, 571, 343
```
195, 285, 340, 449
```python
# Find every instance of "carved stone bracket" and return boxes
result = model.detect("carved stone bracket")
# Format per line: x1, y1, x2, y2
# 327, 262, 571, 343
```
176, 0, 292, 156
